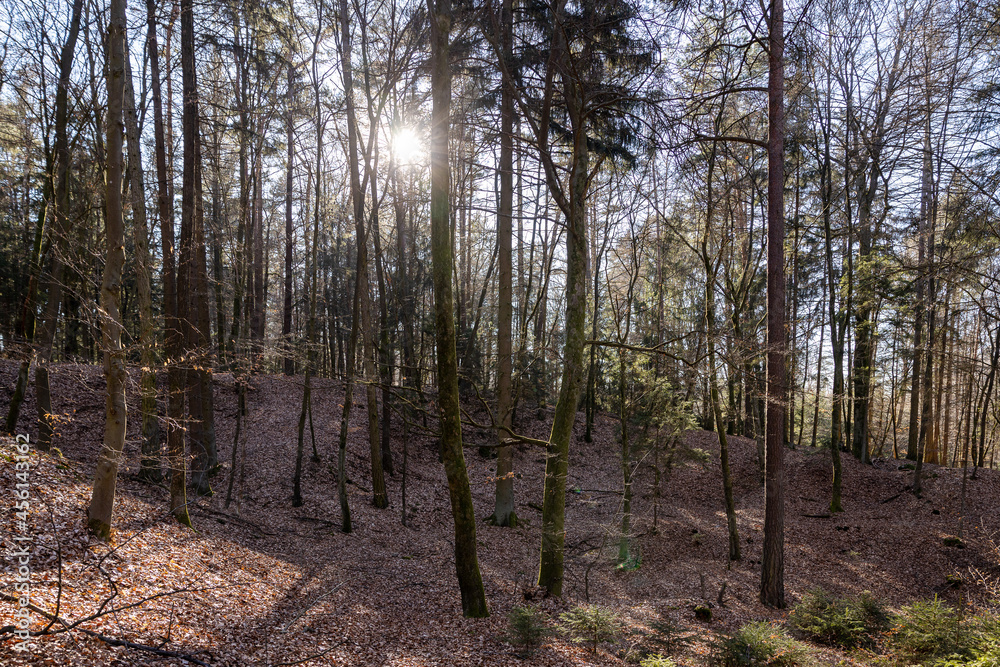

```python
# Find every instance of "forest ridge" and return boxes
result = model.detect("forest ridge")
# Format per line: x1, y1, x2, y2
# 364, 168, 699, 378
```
1, 0, 1000, 662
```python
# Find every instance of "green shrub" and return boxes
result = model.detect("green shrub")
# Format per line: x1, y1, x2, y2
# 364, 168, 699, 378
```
789, 589, 889, 649
887, 598, 969, 665
937, 641, 1000, 667
937, 614, 1000, 667
560, 605, 622, 653
640, 655, 678, 667
713, 621, 809, 667
505, 606, 549, 656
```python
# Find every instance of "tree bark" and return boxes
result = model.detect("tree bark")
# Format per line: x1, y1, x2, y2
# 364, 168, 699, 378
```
34, 0, 85, 452
283, 58, 295, 376
428, 0, 489, 617
490, 0, 516, 527
88, 0, 128, 541
124, 39, 161, 484
760, 0, 786, 608
147, 0, 190, 526
338, 0, 388, 510
180, 0, 213, 497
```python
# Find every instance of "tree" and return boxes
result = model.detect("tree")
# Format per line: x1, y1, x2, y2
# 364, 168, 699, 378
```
760, 0, 786, 608
179, 0, 215, 497
489, 0, 517, 528
87, 0, 128, 541
123, 32, 160, 484
428, 0, 489, 617
145, 0, 190, 526
33, 0, 85, 452
485, 0, 655, 597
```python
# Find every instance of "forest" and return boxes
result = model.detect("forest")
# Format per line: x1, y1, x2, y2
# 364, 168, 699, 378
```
1, 0, 1000, 663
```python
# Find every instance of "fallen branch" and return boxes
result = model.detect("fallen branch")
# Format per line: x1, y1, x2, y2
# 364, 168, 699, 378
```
881, 490, 906, 504
0, 592, 211, 666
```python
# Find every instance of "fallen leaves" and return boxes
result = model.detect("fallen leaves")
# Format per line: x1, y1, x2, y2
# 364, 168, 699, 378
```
2, 360, 1000, 666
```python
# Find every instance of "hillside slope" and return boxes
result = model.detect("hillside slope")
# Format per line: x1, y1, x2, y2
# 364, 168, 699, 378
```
2, 361, 1000, 666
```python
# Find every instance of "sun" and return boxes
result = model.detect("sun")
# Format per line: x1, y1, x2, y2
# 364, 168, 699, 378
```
391, 126, 424, 166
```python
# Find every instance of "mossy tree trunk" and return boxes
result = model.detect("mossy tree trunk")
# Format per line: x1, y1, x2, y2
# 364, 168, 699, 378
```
429, 0, 488, 617
535, 9, 590, 592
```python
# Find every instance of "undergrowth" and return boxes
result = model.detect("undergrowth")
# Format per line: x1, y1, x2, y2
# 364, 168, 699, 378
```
789, 588, 889, 649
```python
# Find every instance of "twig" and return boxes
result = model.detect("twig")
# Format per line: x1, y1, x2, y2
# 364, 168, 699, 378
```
0, 592, 211, 665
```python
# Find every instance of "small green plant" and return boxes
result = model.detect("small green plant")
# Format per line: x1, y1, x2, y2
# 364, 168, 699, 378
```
937, 613, 1000, 667
937, 641, 1000, 667
789, 589, 888, 649
560, 604, 622, 653
887, 597, 970, 665
713, 621, 809, 667
505, 606, 549, 656
695, 604, 712, 621
640, 655, 677, 667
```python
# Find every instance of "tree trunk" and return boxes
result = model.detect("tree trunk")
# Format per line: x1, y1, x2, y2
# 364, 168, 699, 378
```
147, 0, 190, 527
760, 0, 786, 608
338, 0, 387, 510
283, 59, 295, 376
180, 0, 212, 497
818, 85, 843, 512
428, 0, 489, 617
34, 0, 85, 452
123, 40, 161, 484
293, 172, 319, 508
88, 0, 128, 541
490, 0, 516, 527
537, 24, 589, 595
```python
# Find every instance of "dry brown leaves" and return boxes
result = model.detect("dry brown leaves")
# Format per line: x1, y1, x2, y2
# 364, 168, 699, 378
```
2, 360, 999, 666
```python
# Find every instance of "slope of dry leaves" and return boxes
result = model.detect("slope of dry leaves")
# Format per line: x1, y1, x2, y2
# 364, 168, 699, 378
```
2, 360, 1000, 666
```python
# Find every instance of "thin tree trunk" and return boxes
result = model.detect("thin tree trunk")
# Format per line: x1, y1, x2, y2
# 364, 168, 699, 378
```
283, 59, 295, 376
338, 0, 387, 510
147, 0, 190, 527
34, 0, 85, 452
124, 40, 160, 483
491, 0, 516, 527
293, 176, 319, 508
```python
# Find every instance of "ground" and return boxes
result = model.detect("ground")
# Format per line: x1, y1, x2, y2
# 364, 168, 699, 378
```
2, 360, 999, 666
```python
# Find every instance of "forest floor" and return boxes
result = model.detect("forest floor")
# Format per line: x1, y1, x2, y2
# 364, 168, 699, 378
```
2, 360, 1000, 666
